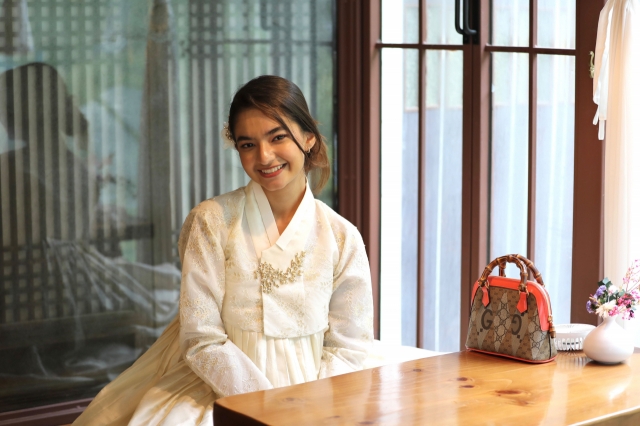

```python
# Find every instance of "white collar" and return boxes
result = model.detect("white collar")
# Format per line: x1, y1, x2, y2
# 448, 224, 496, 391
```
245, 180, 314, 259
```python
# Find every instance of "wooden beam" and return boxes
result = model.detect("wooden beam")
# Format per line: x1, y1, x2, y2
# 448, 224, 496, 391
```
571, 0, 607, 326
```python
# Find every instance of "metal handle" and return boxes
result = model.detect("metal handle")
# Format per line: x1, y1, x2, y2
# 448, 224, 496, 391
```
463, 0, 477, 36
454, 0, 477, 37
454, 0, 464, 35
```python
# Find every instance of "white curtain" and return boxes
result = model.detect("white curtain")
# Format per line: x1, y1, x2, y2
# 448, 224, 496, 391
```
593, 0, 640, 288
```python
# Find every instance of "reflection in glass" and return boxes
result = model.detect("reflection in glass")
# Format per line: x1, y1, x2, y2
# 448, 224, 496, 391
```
422, 50, 462, 352
537, 0, 576, 49
426, 0, 463, 45
492, 0, 529, 47
536, 55, 575, 324
380, 48, 419, 346
0, 0, 334, 412
381, 0, 419, 44
490, 52, 528, 274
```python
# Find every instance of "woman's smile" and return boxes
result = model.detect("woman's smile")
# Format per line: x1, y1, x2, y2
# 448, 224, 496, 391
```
234, 108, 314, 198
259, 164, 286, 177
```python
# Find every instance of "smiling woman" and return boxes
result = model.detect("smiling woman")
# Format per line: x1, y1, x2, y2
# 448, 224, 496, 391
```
234, 109, 313, 190
72, 76, 374, 425
228, 75, 331, 196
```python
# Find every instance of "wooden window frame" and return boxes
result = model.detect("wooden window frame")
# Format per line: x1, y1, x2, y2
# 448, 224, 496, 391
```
336, 0, 606, 347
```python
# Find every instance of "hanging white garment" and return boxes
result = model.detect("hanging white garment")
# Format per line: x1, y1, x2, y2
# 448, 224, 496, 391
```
592, 0, 640, 288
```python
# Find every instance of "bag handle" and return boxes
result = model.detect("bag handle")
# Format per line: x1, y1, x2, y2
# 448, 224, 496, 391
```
493, 254, 545, 287
478, 254, 548, 314
512, 254, 545, 286
479, 254, 528, 293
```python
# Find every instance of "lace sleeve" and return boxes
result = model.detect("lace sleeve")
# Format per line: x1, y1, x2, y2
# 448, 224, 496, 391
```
318, 225, 374, 379
178, 206, 273, 397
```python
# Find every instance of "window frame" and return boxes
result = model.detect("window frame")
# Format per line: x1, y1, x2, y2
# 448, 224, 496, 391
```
336, 0, 606, 347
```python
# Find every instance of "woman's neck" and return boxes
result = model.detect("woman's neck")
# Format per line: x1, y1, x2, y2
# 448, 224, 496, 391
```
263, 177, 307, 235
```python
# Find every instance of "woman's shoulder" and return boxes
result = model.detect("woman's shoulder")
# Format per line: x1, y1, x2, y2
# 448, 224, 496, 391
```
184, 187, 246, 228
178, 187, 247, 255
314, 199, 362, 241
191, 187, 245, 213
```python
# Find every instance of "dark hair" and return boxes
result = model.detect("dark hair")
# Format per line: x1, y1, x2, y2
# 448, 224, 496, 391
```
227, 75, 330, 195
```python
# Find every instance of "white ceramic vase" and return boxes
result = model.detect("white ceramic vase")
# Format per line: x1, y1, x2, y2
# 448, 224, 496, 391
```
583, 316, 634, 364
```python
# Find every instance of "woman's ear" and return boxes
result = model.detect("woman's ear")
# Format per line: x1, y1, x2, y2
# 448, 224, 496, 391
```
305, 133, 316, 152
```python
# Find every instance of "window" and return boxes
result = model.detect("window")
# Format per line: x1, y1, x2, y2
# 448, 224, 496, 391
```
362, 0, 604, 350
378, 0, 463, 351
0, 0, 335, 416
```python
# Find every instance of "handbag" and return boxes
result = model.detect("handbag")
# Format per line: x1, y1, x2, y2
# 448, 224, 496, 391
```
465, 254, 557, 363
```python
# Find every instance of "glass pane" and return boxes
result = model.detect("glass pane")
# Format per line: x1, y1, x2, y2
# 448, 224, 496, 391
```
535, 55, 575, 324
426, 0, 463, 45
0, 0, 335, 412
381, 0, 419, 44
422, 50, 463, 352
490, 52, 529, 274
492, 0, 529, 47
380, 48, 419, 346
537, 0, 575, 49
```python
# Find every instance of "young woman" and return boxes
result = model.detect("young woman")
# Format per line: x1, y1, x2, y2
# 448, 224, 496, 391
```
73, 75, 374, 425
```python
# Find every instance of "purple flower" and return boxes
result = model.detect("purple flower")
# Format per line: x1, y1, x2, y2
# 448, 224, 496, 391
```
595, 285, 607, 298
586, 300, 594, 313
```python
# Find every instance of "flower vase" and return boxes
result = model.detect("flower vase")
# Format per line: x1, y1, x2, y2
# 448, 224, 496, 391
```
582, 316, 634, 364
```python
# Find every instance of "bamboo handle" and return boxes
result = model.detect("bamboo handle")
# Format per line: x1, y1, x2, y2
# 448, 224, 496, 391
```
478, 254, 527, 292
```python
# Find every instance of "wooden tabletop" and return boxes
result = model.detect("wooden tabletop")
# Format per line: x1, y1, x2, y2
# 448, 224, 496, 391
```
214, 350, 640, 425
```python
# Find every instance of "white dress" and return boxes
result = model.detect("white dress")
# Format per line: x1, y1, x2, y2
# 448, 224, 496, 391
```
73, 181, 374, 425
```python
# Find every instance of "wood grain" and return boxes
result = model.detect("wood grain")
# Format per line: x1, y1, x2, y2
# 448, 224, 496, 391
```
214, 351, 640, 425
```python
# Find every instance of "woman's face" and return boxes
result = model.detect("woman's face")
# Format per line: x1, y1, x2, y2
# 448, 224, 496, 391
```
234, 108, 315, 198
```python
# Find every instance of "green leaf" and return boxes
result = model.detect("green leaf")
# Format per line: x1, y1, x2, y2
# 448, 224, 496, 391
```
599, 277, 611, 288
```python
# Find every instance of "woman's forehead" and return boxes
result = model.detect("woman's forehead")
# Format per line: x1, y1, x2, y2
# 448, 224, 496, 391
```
235, 108, 299, 134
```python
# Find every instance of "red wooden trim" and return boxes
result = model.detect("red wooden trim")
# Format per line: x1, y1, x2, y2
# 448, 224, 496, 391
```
526, 0, 538, 260
416, 0, 427, 349
460, 0, 491, 349
375, 42, 464, 51
363, 0, 382, 339
336, 0, 381, 338
571, 0, 606, 326
0, 398, 91, 426
337, 0, 362, 228
485, 45, 576, 56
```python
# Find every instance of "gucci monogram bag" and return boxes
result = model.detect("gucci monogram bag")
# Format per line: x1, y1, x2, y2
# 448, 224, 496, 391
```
465, 254, 557, 363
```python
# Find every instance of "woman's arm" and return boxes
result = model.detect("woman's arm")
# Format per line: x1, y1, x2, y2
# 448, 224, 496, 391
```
178, 205, 273, 397
318, 225, 374, 379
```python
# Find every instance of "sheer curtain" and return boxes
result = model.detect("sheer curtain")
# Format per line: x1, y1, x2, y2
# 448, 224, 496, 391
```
593, 0, 640, 342
0, 0, 335, 412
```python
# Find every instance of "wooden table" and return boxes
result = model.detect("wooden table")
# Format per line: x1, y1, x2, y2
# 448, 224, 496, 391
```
214, 350, 640, 425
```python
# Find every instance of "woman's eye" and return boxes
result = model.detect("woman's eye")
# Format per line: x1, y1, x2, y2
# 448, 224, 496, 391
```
239, 142, 254, 149
273, 134, 287, 142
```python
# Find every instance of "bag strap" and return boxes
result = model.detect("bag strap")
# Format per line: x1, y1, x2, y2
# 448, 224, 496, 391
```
479, 254, 528, 293
510, 254, 545, 287
478, 254, 552, 328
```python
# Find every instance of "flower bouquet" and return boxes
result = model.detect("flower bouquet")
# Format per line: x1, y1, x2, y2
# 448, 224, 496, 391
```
583, 260, 640, 364
586, 260, 640, 319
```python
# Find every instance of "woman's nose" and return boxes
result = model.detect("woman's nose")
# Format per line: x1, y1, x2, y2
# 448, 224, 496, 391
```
257, 142, 273, 163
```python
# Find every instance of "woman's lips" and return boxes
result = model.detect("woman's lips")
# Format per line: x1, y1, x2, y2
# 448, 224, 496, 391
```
259, 164, 285, 178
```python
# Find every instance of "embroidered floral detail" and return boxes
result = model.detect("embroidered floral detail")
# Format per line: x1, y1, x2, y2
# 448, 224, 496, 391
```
255, 251, 306, 294
180, 295, 220, 329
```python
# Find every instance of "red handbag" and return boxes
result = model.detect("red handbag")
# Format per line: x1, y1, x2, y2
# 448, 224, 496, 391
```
465, 254, 557, 363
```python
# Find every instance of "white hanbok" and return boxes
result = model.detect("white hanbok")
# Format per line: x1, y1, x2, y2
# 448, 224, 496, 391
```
73, 181, 374, 425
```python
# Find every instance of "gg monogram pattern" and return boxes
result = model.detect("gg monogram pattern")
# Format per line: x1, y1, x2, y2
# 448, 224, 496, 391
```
466, 286, 557, 362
